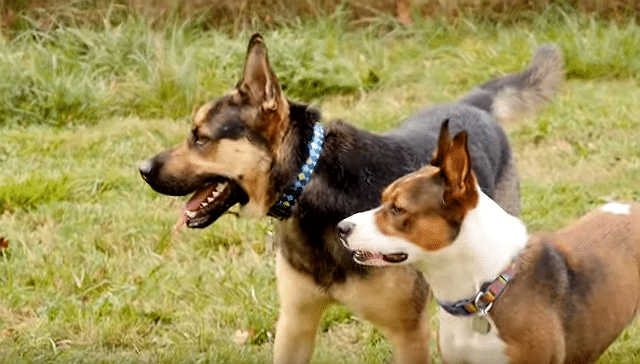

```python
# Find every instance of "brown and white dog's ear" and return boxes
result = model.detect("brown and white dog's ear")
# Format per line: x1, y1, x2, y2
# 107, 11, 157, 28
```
237, 34, 285, 112
440, 131, 477, 206
431, 119, 451, 167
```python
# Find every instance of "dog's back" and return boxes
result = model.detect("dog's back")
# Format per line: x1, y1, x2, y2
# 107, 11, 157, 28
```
386, 44, 564, 215
553, 202, 640, 354
493, 202, 640, 363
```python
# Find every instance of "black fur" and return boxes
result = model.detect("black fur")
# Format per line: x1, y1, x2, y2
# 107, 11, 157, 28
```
282, 98, 513, 288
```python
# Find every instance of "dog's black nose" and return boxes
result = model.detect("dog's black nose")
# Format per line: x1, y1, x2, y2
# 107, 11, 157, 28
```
138, 159, 154, 180
337, 221, 355, 240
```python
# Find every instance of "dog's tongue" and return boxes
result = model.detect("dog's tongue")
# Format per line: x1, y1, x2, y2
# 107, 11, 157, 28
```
353, 250, 387, 266
173, 184, 219, 231
186, 184, 219, 211
352, 250, 408, 266
174, 180, 248, 230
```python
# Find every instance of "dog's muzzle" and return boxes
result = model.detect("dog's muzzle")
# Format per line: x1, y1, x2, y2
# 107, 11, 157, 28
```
337, 220, 408, 265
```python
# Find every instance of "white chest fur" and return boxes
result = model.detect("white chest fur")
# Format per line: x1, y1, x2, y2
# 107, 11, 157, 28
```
438, 309, 508, 364
426, 192, 525, 364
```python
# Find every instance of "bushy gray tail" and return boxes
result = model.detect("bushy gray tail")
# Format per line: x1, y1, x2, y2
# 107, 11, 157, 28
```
459, 44, 564, 124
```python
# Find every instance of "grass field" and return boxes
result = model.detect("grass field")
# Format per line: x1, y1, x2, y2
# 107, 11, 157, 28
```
2, 8, 640, 363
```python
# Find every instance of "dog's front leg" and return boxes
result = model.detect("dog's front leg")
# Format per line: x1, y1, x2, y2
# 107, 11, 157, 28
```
274, 251, 331, 364
385, 321, 431, 364
331, 266, 432, 364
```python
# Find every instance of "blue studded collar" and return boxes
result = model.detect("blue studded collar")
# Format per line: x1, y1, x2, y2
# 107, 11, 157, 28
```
268, 123, 325, 219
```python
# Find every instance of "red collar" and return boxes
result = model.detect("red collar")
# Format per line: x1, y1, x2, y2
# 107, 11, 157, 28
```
438, 264, 516, 317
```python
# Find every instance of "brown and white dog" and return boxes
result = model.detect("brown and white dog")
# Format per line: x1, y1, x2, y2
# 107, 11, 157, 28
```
139, 34, 563, 363
339, 122, 640, 364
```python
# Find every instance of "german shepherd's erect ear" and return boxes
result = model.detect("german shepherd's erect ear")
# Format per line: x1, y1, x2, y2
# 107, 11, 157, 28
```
236, 34, 289, 139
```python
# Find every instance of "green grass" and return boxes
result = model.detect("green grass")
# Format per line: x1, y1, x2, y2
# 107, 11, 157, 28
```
1, 9, 640, 363
3, 6, 640, 128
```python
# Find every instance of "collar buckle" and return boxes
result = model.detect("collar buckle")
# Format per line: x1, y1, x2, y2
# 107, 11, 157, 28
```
474, 290, 494, 316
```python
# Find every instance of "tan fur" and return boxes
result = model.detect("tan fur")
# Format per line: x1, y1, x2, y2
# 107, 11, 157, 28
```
275, 235, 431, 364
274, 251, 332, 364
276, 216, 432, 364
160, 136, 273, 216
210, 138, 272, 215
492, 204, 640, 363
377, 167, 451, 252
193, 102, 214, 127
238, 36, 291, 149
330, 266, 431, 364
375, 131, 479, 252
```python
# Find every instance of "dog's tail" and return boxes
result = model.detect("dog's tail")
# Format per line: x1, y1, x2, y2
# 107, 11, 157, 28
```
459, 44, 564, 124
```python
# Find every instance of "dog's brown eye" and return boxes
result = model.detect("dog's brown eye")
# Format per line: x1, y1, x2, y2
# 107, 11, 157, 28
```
194, 135, 210, 147
390, 204, 405, 216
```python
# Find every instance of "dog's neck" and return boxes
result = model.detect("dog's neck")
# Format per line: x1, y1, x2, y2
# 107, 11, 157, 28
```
413, 191, 528, 303
268, 104, 325, 219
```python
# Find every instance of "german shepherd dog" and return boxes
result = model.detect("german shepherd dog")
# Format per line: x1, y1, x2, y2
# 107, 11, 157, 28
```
139, 34, 563, 363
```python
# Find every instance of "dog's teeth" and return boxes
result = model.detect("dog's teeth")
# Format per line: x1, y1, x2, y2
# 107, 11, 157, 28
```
207, 197, 214, 203
185, 211, 196, 218
201, 202, 209, 207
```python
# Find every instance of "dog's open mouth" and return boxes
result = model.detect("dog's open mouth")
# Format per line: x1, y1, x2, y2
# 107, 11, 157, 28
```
175, 178, 248, 229
352, 250, 408, 266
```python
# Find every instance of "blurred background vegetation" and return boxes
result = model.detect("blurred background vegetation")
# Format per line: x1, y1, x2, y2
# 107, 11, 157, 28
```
1, 0, 640, 128
1, 0, 640, 34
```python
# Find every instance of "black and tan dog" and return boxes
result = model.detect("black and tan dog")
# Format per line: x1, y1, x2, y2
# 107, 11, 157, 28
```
139, 34, 563, 363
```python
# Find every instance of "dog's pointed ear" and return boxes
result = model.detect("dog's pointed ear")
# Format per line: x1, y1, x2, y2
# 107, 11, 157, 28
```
431, 119, 451, 167
237, 34, 282, 111
440, 131, 477, 206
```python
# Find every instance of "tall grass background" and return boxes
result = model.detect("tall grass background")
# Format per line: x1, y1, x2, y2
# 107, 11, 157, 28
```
0, 2, 639, 127
1, 1, 640, 363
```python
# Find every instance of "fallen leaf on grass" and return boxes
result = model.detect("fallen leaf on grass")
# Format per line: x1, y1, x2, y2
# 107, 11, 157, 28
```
2, 328, 15, 339
0, 237, 8, 254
